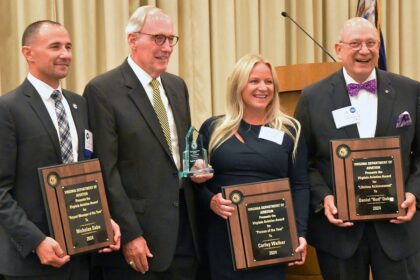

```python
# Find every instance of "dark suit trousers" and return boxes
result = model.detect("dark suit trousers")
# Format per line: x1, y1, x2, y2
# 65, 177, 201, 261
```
102, 189, 197, 280
101, 254, 196, 280
3, 255, 89, 280
316, 223, 420, 280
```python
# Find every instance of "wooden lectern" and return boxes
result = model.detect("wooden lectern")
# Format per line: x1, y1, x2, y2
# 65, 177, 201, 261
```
277, 62, 342, 280
276, 62, 342, 116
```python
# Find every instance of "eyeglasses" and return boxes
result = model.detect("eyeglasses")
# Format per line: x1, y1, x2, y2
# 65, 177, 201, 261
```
340, 40, 379, 50
134, 32, 179, 47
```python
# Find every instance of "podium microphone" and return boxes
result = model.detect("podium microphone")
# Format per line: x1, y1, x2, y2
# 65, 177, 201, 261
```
281, 11, 336, 62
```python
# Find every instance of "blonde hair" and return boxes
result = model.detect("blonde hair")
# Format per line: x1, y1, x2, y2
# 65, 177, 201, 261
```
208, 53, 301, 158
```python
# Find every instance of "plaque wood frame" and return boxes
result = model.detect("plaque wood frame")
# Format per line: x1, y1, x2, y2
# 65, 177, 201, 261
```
331, 137, 405, 221
38, 159, 114, 255
222, 179, 301, 270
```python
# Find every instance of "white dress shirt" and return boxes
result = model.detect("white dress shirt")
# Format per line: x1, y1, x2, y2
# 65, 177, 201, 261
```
343, 68, 378, 138
127, 56, 181, 170
27, 73, 79, 162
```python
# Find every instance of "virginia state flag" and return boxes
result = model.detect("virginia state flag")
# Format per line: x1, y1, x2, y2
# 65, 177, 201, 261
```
356, 0, 387, 70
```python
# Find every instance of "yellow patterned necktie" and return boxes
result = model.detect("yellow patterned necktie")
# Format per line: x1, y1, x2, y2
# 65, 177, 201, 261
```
150, 79, 172, 153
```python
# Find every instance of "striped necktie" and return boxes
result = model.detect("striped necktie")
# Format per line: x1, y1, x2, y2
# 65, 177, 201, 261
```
51, 90, 74, 163
150, 79, 172, 153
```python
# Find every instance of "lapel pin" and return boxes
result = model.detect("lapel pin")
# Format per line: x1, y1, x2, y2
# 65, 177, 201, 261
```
72, 104, 78, 109
385, 90, 390, 94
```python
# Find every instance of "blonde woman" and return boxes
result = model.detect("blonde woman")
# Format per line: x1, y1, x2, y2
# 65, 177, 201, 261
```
192, 54, 309, 279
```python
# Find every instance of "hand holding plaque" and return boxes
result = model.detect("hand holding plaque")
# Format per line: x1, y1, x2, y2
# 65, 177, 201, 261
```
179, 126, 214, 178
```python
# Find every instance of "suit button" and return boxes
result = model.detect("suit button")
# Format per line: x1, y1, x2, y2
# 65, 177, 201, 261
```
173, 201, 179, 207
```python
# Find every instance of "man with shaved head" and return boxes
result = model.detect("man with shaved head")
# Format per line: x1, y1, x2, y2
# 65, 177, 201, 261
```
83, 6, 199, 280
295, 17, 420, 279
0, 20, 120, 280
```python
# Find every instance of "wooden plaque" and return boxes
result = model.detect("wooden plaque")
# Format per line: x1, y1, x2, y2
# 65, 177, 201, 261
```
331, 137, 405, 221
222, 179, 301, 270
38, 159, 114, 255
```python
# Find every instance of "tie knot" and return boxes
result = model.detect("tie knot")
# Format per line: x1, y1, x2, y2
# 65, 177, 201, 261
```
347, 79, 377, 97
51, 90, 62, 101
150, 79, 160, 90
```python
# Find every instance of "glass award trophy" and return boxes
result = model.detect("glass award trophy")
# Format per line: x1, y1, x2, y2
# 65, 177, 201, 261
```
179, 126, 214, 178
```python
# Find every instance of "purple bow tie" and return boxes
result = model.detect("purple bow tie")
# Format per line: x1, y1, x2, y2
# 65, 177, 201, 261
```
347, 79, 377, 97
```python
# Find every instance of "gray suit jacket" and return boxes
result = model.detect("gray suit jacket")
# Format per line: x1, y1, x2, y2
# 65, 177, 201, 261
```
83, 59, 198, 271
295, 68, 420, 261
0, 79, 89, 276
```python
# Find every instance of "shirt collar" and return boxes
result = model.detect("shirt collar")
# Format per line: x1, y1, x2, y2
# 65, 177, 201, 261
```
27, 73, 62, 102
127, 56, 162, 88
342, 68, 376, 86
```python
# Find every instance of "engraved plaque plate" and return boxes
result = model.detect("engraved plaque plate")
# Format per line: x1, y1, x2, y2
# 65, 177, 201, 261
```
62, 181, 108, 249
352, 157, 398, 216
247, 199, 293, 262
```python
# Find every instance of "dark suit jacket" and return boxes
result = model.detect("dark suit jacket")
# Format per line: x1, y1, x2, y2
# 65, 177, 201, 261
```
295, 68, 420, 261
0, 79, 89, 276
83, 59, 198, 271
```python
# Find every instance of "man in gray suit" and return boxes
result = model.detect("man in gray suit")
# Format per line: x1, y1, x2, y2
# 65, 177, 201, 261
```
83, 6, 199, 279
295, 17, 420, 280
0, 20, 120, 280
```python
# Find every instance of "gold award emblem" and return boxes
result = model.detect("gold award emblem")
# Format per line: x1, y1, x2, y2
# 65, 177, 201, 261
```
47, 172, 59, 188
337, 145, 350, 159
230, 191, 243, 205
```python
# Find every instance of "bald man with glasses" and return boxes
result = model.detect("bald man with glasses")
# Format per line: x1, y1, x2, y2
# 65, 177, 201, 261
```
295, 17, 420, 280
83, 5, 199, 280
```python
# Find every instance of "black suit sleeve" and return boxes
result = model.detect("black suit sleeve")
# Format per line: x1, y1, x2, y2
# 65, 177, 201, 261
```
295, 91, 333, 211
83, 83, 143, 244
405, 81, 420, 200
0, 100, 45, 257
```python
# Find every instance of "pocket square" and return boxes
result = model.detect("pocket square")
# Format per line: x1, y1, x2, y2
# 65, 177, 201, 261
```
396, 111, 412, 128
